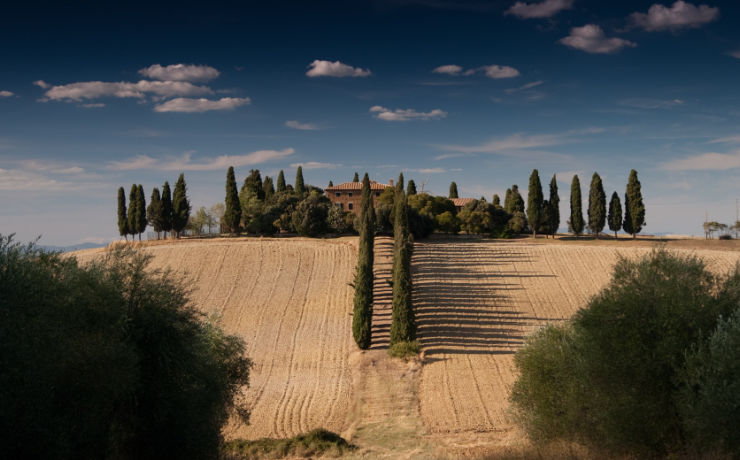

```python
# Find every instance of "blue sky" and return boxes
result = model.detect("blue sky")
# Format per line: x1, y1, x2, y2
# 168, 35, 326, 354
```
1, 0, 739, 244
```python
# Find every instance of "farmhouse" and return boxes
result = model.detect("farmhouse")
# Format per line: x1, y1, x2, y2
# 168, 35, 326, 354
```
325, 179, 393, 215
451, 197, 475, 212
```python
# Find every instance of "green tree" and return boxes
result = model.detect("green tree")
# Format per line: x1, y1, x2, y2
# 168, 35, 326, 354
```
353, 173, 375, 349
295, 166, 305, 195
172, 173, 191, 238
587, 172, 606, 237
127, 184, 138, 241
118, 186, 129, 241
328, 180, 334, 187
608, 192, 622, 239
504, 188, 513, 213
390, 174, 415, 346
276, 170, 287, 192
449, 181, 459, 199
353, 172, 359, 182
146, 187, 164, 239
242, 169, 265, 201
136, 184, 147, 240
527, 169, 544, 238
492, 194, 501, 207
510, 185, 525, 213
224, 166, 242, 235
263, 176, 275, 200
291, 192, 329, 236
548, 175, 560, 237
161, 181, 173, 238
569, 175, 584, 236
407, 179, 417, 196
623, 169, 645, 238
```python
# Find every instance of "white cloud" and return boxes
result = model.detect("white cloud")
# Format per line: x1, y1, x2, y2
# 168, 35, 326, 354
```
285, 120, 321, 130
306, 60, 371, 78
729, 50, 740, 59
19, 160, 86, 175
560, 24, 636, 54
708, 135, 740, 144
0, 162, 99, 191
505, 80, 544, 94
410, 168, 446, 174
479, 65, 520, 79
505, 0, 574, 19
153, 97, 251, 113
81, 103, 105, 108
370, 105, 447, 122
289, 161, 341, 170
138, 64, 220, 82
33, 80, 50, 89
619, 98, 684, 109
432, 64, 463, 75
0, 91, 14, 97
662, 150, 740, 170
630, 1, 719, 31
108, 148, 295, 172
42, 80, 213, 102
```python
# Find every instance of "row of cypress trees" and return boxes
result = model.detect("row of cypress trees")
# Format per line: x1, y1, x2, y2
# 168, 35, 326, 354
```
352, 174, 375, 349
116, 173, 191, 241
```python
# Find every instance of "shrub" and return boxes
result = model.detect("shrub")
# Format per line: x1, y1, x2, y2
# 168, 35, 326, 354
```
223, 429, 354, 459
291, 191, 330, 236
388, 340, 421, 360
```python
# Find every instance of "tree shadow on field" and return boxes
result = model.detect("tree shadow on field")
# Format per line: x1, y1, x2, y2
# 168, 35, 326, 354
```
411, 241, 562, 357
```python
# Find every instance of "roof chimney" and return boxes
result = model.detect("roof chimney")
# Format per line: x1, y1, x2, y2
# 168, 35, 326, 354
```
389, 179, 394, 187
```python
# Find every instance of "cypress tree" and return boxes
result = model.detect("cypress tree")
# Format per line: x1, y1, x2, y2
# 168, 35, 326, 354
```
117, 187, 129, 241
549, 174, 560, 237
127, 184, 138, 241
587, 172, 606, 237
224, 166, 241, 235
623, 169, 645, 238
136, 184, 147, 241
390, 173, 415, 345
161, 181, 173, 238
277, 170, 287, 192
608, 191, 622, 239
504, 188, 513, 213
295, 166, 305, 195
493, 194, 501, 207
449, 181, 459, 199
242, 169, 265, 200
328, 180, 333, 187
353, 172, 359, 182
569, 175, 584, 236
147, 187, 164, 239
511, 185, 525, 213
527, 169, 544, 238
263, 176, 275, 200
353, 173, 375, 349
172, 173, 191, 238
407, 179, 417, 196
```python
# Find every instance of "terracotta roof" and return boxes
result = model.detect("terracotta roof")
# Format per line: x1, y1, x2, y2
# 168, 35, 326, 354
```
326, 180, 391, 191
451, 198, 475, 207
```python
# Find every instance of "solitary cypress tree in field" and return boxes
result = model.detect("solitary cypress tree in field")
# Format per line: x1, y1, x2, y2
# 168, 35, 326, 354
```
224, 166, 241, 235
172, 173, 191, 238
587, 172, 606, 237
549, 175, 560, 237
608, 191, 622, 239
117, 187, 129, 241
390, 173, 415, 345
569, 175, 584, 236
127, 184, 138, 241
136, 185, 147, 241
407, 180, 417, 196
147, 187, 164, 239
504, 188, 513, 213
263, 176, 275, 200
449, 181, 459, 199
161, 181, 173, 238
353, 173, 375, 349
295, 166, 305, 195
527, 169, 544, 238
353, 172, 359, 182
623, 169, 645, 238
493, 194, 501, 207
276, 170, 287, 192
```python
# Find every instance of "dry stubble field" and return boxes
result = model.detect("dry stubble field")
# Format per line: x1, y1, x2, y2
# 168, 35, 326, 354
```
72, 236, 740, 457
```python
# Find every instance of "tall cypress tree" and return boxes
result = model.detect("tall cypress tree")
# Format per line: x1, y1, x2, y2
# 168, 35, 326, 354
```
549, 175, 560, 237
276, 170, 287, 192
161, 181, 173, 238
136, 184, 147, 241
569, 175, 584, 236
172, 173, 191, 238
407, 179, 417, 196
295, 166, 305, 195
353, 172, 359, 182
224, 166, 241, 235
504, 188, 513, 213
608, 191, 622, 239
511, 185, 525, 213
127, 184, 138, 241
390, 173, 415, 346
353, 173, 375, 349
242, 169, 265, 200
328, 180, 333, 187
263, 176, 275, 200
449, 181, 459, 199
527, 169, 544, 238
587, 172, 606, 237
493, 194, 501, 207
117, 187, 129, 241
623, 169, 645, 238
147, 187, 164, 239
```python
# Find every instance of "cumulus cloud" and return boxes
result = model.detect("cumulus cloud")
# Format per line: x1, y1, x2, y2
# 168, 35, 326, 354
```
153, 97, 251, 113
138, 64, 220, 82
81, 103, 105, 108
0, 91, 14, 97
630, 1, 719, 31
560, 25, 636, 54
505, 0, 574, 19
432, 64, 463, 75
505, 80, 544, 94
41, 80, 213, 102
33, 80, 50, 89
289, 161, 341, 169
662, 150, 740, 170
108, 148, 295, 171
370, 105, 447, 122
306, 60, 371, 78
285, 120, 321, 130
0, 161, 98, 191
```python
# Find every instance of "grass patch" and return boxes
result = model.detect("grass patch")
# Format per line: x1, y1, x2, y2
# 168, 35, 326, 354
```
388, 340, 420, 359
222, 428, 354, 459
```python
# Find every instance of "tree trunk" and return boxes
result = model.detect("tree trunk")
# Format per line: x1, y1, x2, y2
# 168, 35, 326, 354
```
614, 231, 618, 239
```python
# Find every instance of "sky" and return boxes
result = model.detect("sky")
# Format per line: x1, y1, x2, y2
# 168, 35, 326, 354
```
1, 0, 739, 245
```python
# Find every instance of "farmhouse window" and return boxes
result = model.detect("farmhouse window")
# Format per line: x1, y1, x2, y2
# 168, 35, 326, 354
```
335, 202, 343, 209
335, 192, 341, 197
348, 192, 353, 197
375, 192, 380, 196
348, 203, 353, 210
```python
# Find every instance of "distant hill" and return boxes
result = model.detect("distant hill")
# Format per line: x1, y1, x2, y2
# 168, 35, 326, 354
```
39, 242, 106, 253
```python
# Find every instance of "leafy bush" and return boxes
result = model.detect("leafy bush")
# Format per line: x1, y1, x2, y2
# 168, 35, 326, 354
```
510, 250, 740, 456
388, 340, 420, 360
223, 429, 354, 459
291, 191, 330, 236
